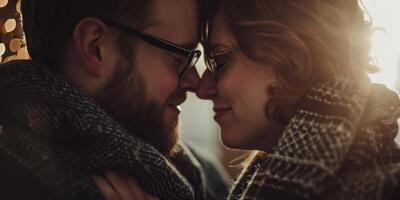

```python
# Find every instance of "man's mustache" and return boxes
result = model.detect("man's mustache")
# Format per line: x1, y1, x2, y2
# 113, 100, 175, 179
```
165, 90, 187, 107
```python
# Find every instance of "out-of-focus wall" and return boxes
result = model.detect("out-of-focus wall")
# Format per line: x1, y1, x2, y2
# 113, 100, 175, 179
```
363, 0, 400, 143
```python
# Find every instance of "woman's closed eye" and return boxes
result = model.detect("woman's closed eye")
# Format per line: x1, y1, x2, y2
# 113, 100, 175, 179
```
214, 46, 238, 70
214, 51, 235, 75
215, 57, 229, 73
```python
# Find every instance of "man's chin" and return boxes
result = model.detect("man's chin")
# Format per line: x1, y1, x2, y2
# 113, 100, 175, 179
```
165, 105, 181, 122
96, 57, 182, 157
161, 106, 181, 156
163, 123, 180, 157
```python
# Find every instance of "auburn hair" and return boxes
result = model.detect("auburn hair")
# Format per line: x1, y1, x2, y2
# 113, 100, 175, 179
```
203, 0, 377, 124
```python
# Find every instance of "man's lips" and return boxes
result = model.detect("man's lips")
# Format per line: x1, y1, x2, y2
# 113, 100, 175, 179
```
167, 97, 186, 107
167, 92, 187, 107
213, 107, 232, 119
168, 104, 182, 112
167, 97, 186, 113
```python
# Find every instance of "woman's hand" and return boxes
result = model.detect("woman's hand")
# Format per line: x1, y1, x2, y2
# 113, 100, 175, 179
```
92, 171, 159, 200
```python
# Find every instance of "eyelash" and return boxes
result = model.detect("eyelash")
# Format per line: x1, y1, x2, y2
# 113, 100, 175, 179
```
216, 60, 229, 73
214, 52, 234, 75
213, 48, 237, 74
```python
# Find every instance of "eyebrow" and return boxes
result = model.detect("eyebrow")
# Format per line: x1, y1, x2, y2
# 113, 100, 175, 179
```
207, 43, 235, 53
142, 22, 199, 50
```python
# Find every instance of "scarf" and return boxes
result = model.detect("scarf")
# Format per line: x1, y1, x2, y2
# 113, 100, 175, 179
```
228, 76, 400, 200
0, 60, 205, 200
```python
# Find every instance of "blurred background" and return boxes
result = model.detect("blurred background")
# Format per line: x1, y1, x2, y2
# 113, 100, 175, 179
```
1, 0, 400, 179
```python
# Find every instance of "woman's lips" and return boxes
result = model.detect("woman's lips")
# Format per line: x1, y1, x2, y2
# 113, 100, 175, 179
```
213, 107, 232, 122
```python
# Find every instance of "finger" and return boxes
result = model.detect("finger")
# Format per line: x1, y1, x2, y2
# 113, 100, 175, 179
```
92, 175, 122, 200
104, 171, 136, 200
127, 177, 150, 200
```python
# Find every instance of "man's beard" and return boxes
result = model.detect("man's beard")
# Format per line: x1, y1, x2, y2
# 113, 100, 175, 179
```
95, 59, 183, 156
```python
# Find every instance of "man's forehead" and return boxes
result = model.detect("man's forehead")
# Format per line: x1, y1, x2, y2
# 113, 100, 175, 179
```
144, 0, 200, 48
148, 0, 198, 19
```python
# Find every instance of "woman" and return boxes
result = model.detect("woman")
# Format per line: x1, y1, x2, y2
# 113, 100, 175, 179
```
196, 0, 400, 200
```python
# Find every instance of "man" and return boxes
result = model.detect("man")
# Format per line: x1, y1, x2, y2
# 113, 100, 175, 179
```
0, 0, 228, 199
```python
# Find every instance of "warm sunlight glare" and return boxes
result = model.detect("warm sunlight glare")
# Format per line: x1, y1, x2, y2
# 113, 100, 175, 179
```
365, 1, 400, 92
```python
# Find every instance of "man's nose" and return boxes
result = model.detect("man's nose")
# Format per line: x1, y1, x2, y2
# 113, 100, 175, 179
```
196, 69, 218, 100
179, 66, 200, 92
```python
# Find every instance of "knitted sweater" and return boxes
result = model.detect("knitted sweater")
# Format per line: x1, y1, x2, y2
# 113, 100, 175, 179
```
0, 60, 228, 200
228, 76, 400, 200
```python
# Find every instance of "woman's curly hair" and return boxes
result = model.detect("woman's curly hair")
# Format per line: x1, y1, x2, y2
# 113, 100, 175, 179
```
203, 0, 377, 124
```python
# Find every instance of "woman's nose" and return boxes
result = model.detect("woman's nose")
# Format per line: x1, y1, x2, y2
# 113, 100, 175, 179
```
196, 69, 218, 100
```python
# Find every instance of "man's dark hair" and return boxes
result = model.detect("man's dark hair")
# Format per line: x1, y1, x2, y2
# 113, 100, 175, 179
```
21, 0, 153, 72
21, 0, 207, 72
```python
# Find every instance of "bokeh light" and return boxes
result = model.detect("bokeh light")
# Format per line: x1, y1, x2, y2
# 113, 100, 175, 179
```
0, 43, 5, 56
0, 0, 8, 8
9, 38, 21, 52
4, 18, 16, 33
15, 0, 20, 13
17, 46, 28, 58
0, 43, 6, 56
0, 0, 28, 62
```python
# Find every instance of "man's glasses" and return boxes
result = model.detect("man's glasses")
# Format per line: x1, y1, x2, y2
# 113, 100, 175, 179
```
101, 19, 201, 79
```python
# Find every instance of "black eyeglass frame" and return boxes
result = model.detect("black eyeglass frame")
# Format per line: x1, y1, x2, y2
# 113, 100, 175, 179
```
101, 18, 201, 78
